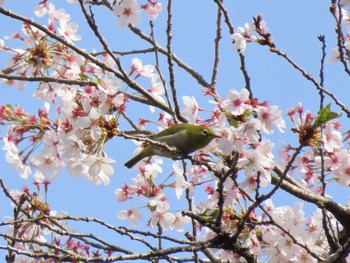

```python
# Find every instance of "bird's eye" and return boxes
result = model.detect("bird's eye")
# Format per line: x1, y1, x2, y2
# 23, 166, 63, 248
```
202, 129, 209, 136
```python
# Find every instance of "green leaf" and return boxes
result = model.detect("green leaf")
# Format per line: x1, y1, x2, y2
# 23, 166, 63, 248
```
313, 103, 340, 128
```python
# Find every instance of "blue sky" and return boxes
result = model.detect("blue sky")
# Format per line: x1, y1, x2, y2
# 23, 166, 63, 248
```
0, 0, 349, 260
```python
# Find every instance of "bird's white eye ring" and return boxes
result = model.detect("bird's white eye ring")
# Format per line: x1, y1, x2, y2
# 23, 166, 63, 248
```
202, 129, 209, 136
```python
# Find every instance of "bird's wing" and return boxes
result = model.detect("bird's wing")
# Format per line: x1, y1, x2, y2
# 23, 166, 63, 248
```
152, 129, 188, 147
152, 125, 185, 138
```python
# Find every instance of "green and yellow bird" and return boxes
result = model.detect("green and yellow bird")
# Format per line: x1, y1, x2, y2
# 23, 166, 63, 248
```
124, 123, 220, 168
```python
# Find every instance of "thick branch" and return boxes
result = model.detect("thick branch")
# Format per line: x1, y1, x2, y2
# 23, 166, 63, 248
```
272, 167, 350, 231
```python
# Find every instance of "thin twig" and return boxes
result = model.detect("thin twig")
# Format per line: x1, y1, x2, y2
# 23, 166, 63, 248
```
318, 35, 326, 106
212, 0, 234, 34
317, 34, 339, 254
270, 47, 350, 117
149, 21, 174, 114
81, 2, 129, 86
0, 73, 97, 86
128, 25, 212, 89
213, 0, 253, 98
92, 47, 157, 56
181, 161, 199, 262
165, 0, 182, 123
329, 0, 350, 76
210, 4, 222, 93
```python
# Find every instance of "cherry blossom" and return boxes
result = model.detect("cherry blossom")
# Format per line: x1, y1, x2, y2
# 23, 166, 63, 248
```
0, 39, 4, 50
30, 147, 61, 180
34, 1, 50, 17
148, 77, 166, 113
130, 57, 156, 78
117, 206, 143, 226
217, 126, 246, 155
173, 212, 190, 232
332, 156, 350, 185
255, 104, 286, 133
57, 133, 86, 159
181, 96, 199, 123
113, 0, 141, 28
149, 210, 175, 230
236, 23, 257, 41
82, 154, 116, 185
315, 148, 348, 171
322, 122, 343, 152
2, 135, 31, 179
231, 20, 269, 54
221, 88, 251, 115
47, 3, 71, 25
328, 47, 342, 63
33, 170, 53, 192
173, 161, 193, 199
143, 2, 162, 19
115, 185, 133, 202
232, 33, 247, 54
188, 164, 209, 184
238, 140, 274, 190
157, 112, 174, 128
35, 2, 71, 29
74, 107, 102, 140
57, 20, 81, 43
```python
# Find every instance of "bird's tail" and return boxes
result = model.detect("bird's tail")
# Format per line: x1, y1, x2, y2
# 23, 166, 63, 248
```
124, 154, 145, 169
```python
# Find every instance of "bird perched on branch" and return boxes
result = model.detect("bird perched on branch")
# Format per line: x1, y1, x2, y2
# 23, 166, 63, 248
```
124, 123, 220, 168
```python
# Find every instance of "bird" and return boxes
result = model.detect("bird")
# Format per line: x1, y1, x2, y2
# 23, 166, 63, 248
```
124, 123, 220, 168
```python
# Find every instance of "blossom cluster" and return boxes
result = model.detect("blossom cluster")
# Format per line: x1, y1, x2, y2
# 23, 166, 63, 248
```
6, 187, 112, 260
231, 19, 269, 54
113, 0, 162, 27
279, 103, 347, 188
0, 0, 165, 186
0, 1, 165, 259
260, 200, 335, 262
232, 2, 350, 62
